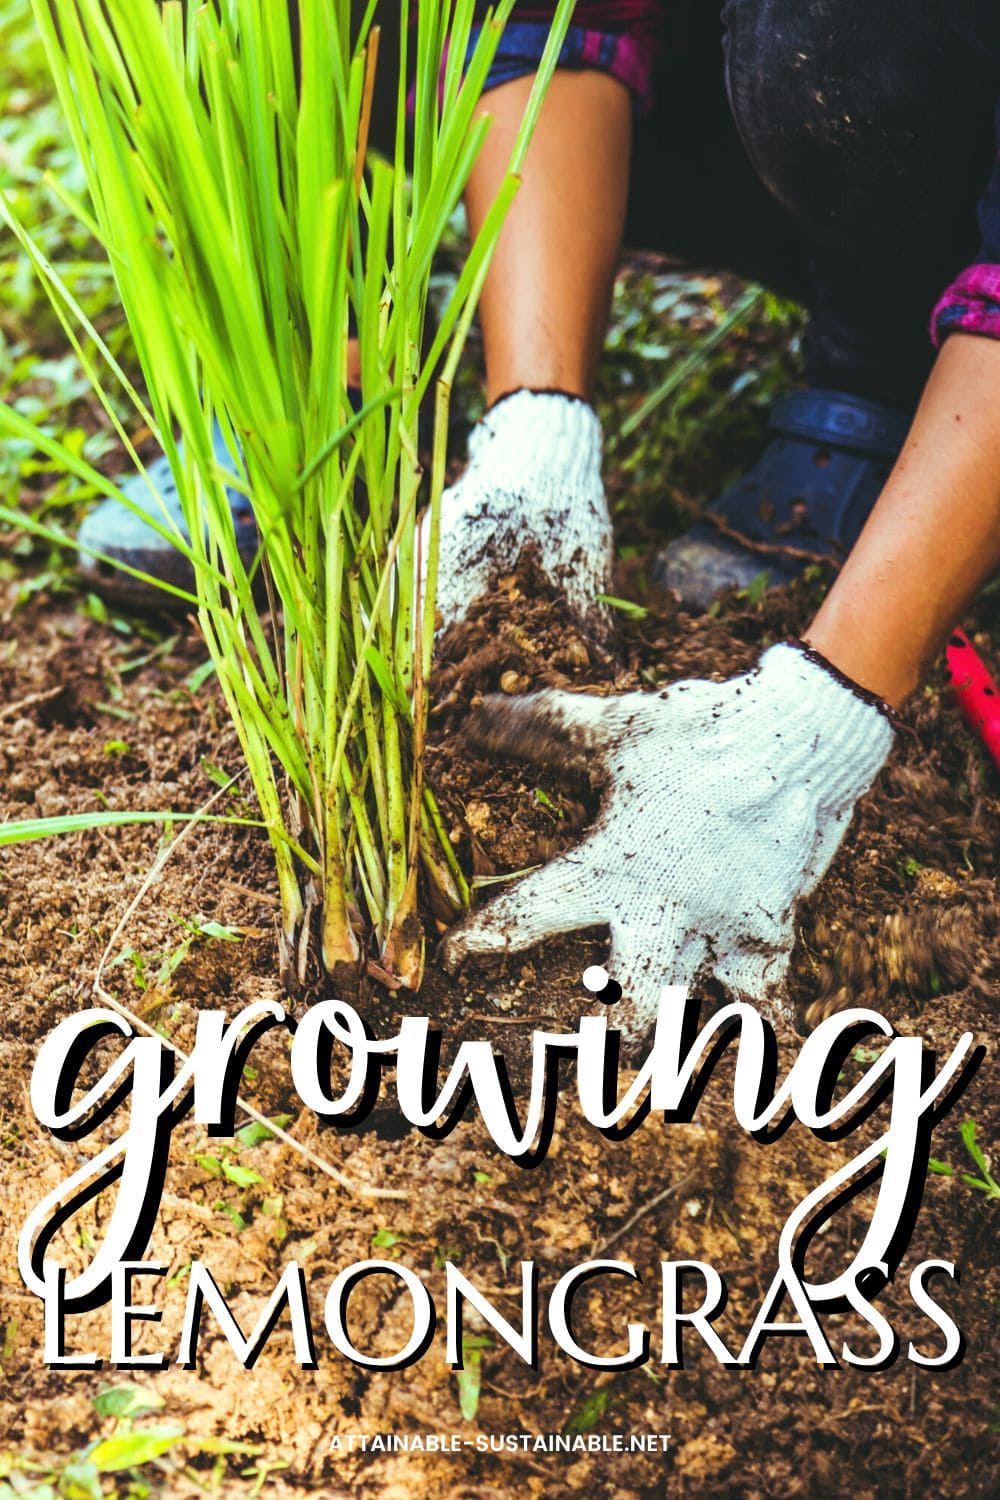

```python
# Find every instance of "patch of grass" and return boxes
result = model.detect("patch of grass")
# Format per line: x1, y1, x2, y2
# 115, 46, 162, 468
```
928, 1119, 1000, 1201
596, 265, 802, 545
105, 914, 252, 999
0, 1383, 260, 1498
454, 1333, 492, 1422
533, 787, 564, 820
370, 1225, 408, 1256
595, 591, 650, 620
565, 1385, 610, 1434
190, 1111, 294, 1235
735, 569, 772, 609
239, 1459, 291, 1498
0, 0, 134, 538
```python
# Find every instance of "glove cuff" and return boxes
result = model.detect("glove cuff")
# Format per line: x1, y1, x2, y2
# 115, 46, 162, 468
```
467, 389, 602, 488
755, 641, 895, 807
786, 639, 902, 728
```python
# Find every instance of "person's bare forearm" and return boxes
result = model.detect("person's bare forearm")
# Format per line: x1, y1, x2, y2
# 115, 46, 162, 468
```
805, 334, 1000, 707
466, 71, 632, 403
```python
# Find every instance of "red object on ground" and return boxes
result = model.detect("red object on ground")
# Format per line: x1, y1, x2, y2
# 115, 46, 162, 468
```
946, 628, 1000, 770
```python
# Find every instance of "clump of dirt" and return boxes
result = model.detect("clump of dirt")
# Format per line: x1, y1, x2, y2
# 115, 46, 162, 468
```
0, 565, 997, 1500
430, 551, 998, 1032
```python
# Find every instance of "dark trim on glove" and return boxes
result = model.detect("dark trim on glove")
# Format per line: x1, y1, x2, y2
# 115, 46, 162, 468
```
786, 638, 903, 731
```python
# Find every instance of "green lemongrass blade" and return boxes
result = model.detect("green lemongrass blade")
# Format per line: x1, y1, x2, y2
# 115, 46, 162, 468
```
236, 6, 295, 398
196, 646, 310, 916
422, 789, 471, 904
411, 0, 577, 404
0, 185, 155, 430
183, 0, 204, 88
617, 287, 765, 441
0, 412, 237, 599
321, 467, 358, 785
73, 0, 141, 110
352, 848, 380, 931
209, 628, 313, 796
301, 177, 350, 433
356, 157, 394, 469
108, 10, 287, 416
0, 260, 115, 280
400, 7, 516, 284
296, 385, 403, 492
390, 440, 420, 696
439, 0, 477, 123
268, 828, 323, 880
392, 0, 409, 208
410, 0, 508, 206
354, 852, 387, 936
160, 1, 185, 75
344, 775, 388, 923
17, 0, 574, 970
200, 42, 264, 297
326, 479, 424, 795
0, 503, 200, 609
0, 810, 265, 847
421, 379, 450, 686
380, 697, 408, 915
264, 0, 299, 128
411, 0, 449, 210
505, 0, 577, 175
296, 3, 345, 304
352, 0, 381, 58
364, 645, 408, 714
202, 643, 292, 808
413, 173, 520, 405
348, 573, 390, 842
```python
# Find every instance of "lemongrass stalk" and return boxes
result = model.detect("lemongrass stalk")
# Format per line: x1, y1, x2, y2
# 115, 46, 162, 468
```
421, 790, 470, 906
349, 571, 390, 840
8, 0, 579, 987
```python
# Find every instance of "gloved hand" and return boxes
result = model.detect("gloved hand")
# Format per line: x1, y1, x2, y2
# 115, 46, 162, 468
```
442, 641, 896, 1040
425, 389, 613, 638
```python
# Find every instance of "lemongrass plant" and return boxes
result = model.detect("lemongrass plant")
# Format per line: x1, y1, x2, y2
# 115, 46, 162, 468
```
0, 0, 575, 987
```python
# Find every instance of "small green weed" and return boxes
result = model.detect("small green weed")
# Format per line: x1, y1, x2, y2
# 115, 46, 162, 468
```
455, 1334, 492, 1422
928, 1120, 999, 1200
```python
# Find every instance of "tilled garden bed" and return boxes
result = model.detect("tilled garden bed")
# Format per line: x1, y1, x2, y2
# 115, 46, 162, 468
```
0, 566, 997, 1499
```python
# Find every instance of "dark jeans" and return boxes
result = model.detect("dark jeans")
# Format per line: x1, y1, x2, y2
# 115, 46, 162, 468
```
625, 0, 1000, 406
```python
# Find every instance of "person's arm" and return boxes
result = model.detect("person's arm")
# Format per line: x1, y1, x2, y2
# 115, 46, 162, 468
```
426, 66, 632, 636
465, 68, 631, 403
805, 332, 1000, 707
440, 336, 1000, 1039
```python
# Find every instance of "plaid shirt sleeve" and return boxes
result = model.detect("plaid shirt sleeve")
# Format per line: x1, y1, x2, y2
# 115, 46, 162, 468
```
932, 101, 1000, 344
470, 2, 665, 113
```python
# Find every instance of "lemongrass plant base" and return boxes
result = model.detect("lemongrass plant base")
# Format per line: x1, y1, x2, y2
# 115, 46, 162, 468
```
1, 0, 575, 990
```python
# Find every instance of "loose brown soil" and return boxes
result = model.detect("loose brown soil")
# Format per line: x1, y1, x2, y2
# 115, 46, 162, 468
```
0, 559, 997, 1500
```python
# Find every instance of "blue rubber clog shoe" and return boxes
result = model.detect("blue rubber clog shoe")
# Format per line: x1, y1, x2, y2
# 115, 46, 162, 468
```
77, 420, 257, 609
655, 387, 912, 611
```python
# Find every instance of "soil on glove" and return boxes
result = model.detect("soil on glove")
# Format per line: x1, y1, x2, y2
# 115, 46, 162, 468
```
0, 556, 997, 1500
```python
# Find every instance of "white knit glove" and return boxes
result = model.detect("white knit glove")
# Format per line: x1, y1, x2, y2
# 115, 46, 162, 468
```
442, 642, 896, 1040
425, 389, 613, 637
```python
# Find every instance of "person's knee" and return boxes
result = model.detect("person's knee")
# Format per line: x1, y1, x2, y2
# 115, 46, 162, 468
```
722, 0, 910, 194
721, 0, 995, 258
